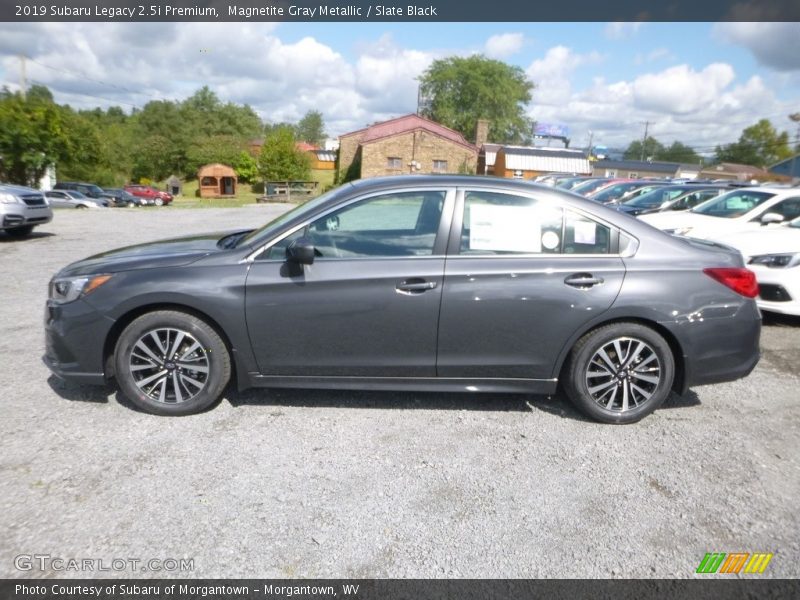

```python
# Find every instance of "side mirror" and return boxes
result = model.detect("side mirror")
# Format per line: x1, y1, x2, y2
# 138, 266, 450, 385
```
760, 212, 784, 225
286, 238, 315, 265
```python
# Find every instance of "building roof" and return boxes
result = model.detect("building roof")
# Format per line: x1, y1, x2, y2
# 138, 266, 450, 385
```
314, 150, 337, 162
706, 162, 771, 175
341, 114, 477, 152
500, 146, 591, 174
197, 163, 236, 178
296, 141, 319, 152
769, 154, 800, 177
593, 159, 680, 174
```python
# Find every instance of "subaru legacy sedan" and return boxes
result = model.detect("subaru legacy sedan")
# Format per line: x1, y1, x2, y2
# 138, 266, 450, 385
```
44, 176, 761, 423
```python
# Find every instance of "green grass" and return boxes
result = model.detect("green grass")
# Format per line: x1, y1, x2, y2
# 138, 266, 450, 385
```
164, 170, 339, 209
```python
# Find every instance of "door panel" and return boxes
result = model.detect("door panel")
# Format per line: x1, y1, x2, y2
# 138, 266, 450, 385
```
246, 258, 444, 376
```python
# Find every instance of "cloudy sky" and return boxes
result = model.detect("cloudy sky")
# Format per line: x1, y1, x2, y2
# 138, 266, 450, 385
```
1, 21, 799, 154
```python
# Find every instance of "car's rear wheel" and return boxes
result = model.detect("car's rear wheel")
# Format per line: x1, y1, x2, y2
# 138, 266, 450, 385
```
5, 225, 34, 237
76, 204, 87, 209
126, 200, 137, 208
562, 323, 674, 424
114, 310, 230, 416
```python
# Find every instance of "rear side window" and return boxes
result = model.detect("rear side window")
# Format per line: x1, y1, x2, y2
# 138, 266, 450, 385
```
459, 191, 612, 255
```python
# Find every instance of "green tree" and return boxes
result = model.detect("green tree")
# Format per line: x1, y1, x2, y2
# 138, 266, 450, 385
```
659, 141, 701, 164
258, 128, 311, 181
185, 134, 245, 175
715, 119, 792, 167
623, 136, 666, 161
418, 55, 535, 144
0, 89, 70, 185
295, 110, 326, 145
233, 151, 259, 184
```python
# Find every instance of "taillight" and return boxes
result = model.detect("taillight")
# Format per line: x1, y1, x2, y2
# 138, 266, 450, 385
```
703, 268, 759, 298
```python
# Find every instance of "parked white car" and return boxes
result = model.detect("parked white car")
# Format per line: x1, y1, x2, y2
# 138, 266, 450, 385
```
639, 187, 800, 239
712, 217, 800, 316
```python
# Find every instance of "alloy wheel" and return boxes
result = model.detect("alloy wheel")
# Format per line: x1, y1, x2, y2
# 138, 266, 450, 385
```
584, 337, 662, 412
128, 328, 209, 404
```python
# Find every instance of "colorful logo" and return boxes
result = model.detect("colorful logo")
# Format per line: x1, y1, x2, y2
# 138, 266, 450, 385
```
696, 552, 773, 574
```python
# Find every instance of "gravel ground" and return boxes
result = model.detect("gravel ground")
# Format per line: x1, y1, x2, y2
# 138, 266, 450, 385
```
1, 207, 798, 579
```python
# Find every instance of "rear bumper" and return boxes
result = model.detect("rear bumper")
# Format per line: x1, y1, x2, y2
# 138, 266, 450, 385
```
664, 301, 761, 392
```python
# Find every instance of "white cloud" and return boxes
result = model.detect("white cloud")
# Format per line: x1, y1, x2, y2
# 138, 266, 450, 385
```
632, 63, 736, 114
604, 22, 643, 40
526, 46, 603, 106
714, 22, 800, 72
484, 33, 524, 59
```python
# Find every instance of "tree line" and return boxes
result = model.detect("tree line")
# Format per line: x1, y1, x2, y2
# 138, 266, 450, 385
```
0, 84, 325, 187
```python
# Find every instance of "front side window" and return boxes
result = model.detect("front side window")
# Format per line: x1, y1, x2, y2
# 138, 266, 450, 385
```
265, 191, 446, 260
760, 197, 800, 221
459, 191, 613, 255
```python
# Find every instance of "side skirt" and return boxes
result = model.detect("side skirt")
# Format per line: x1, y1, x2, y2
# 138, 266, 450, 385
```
246, 374, 559, 395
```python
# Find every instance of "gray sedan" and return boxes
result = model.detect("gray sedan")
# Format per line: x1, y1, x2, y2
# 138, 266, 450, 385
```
44, 176, 761, 423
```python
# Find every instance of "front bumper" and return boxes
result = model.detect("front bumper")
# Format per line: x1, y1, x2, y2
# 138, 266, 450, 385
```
750, 265, 800, 317
43, 298, 115, 386
2, 203, 53, 229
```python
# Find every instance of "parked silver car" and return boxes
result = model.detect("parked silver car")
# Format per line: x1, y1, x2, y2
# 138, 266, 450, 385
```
45, 190, 107, 209
1, 183, 53, 237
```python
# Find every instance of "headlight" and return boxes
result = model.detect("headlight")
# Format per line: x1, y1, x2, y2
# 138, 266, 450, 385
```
49, 274, 112, 304
749, 253, 800, 269
0, 192, 22, 204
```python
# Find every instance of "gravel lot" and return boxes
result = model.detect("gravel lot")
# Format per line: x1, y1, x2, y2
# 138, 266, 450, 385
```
1, 207, 798, 579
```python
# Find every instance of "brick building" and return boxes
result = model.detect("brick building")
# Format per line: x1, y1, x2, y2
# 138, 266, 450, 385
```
337, 114, 478, 181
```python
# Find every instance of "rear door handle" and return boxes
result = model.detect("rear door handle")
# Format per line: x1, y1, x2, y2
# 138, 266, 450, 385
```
396, 279, 438, 294
564, 273, 604, 288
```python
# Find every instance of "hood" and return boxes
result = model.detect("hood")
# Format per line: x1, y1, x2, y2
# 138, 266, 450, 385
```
56, 229, 251, 277
712, 226, 800, 258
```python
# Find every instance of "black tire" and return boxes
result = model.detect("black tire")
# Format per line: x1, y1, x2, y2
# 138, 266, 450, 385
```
5, 225, 34, 237
562, 322, 675, 424
114, 310, 230, 416
126, 201, 137, 208
76, 204, 88, 209
154, 198, 164, 206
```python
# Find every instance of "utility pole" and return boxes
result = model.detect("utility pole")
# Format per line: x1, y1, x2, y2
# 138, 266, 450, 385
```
789, 113, 800, 184
640, 121, 651, 161
19, 54, 27, 99
587, 131, 594, 156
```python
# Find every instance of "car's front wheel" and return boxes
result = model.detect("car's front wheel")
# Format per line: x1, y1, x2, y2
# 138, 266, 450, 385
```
562, 323, 675, 424
154, 198, 164, 206
114, 310, 231, 416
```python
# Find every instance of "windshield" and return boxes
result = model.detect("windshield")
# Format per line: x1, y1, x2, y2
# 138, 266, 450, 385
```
691, 190, 775, 218
571, 179, 613, 195
237, 186, 346, 247
623, 186, 701, 208
591, 182, 644, 201
67, 191, 88, 199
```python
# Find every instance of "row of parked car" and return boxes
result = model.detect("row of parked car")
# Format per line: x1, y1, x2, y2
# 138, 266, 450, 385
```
1, 181, 175, 237
536, 174, 800, 317
50, 182, 174, 208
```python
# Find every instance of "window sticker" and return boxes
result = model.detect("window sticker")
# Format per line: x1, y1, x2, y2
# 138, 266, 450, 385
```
469, 204, 541, 253
541, 231, 560, 250
573, 219, 597, 245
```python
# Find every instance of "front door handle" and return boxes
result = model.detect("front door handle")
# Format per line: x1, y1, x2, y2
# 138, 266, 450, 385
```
564, 273, 604, 289
396, 278, 438, 295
